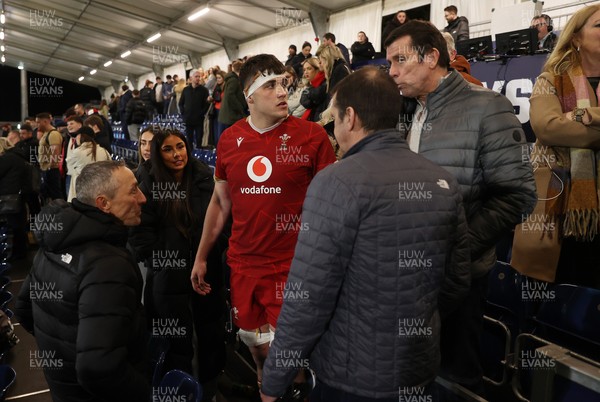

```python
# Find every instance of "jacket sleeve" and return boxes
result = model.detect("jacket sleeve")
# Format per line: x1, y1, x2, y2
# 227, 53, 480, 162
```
261, 171, 358, 397
530, 73, 600, 149
15, 272, 34, 334
124, 100, 134, 124
178, 88, 186, 116
457, 19, 470, 41
225, 79, 248, 118
468, 92, 537, 261
76, 257, 150, 400
300, 83, 327, 110
438, 183, 471, 318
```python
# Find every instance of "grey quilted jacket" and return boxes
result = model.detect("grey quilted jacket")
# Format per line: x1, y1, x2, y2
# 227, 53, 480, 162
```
415, 70, 536, 278
261, 130, 471, 398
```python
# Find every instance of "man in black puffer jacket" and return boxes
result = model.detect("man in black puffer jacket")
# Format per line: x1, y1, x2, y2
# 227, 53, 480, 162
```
16, 160, 150, 402
261, 67, 471, 401
179, 69, 210, 148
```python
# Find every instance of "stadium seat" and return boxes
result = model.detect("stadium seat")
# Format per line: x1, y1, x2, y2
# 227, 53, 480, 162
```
483, 261, 546, 385
0, 292, 11, 311
0, 365, 16, 399
149, 337, 170, 387
160, 370, 202, 402
0, 277, 10, 293
534, 284, 600, 359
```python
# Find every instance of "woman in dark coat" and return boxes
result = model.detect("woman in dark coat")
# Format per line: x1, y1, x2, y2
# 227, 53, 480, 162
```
130, 128, 227, 400
351, 31, 376, 63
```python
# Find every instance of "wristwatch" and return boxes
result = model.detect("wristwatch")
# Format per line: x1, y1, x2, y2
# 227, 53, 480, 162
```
572, 107, 586, 123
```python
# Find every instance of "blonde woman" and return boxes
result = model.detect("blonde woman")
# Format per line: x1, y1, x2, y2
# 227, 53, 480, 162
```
519, 5, 600, 288
170, 78, 187, 114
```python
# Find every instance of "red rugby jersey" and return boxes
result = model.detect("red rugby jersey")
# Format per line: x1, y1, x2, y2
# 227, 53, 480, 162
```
215, 116, 336, 278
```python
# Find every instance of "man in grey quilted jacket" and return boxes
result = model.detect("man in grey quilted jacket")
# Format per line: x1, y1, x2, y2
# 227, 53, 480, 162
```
261, 67, 471, 401
385, 20, 536, 395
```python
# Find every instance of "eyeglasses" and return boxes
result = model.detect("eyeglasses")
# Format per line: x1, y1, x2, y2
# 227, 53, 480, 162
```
532, 22, 548, 28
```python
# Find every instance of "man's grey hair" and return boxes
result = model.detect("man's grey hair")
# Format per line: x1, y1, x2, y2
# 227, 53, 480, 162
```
442, 32, 456, 52
76, 160, 125, 205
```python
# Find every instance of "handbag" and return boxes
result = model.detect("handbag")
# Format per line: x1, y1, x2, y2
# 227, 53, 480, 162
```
0, 194, 22, 214
510, 145, 562, 282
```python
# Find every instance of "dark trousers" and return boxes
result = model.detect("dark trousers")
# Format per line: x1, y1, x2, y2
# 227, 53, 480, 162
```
4, 203, 28, 260
215, 114, 231, 148
145, 267, 226, 383
185, 121, 204, 149
310, 380, 439, 402
155, 102, 164, 116
120, 112, 130, 140
440, 274, 488, 396
41, 168, 64, 201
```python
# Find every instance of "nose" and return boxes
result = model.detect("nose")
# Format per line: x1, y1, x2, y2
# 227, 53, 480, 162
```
137, 188, 147, 204
388, 62, 399, 78
276, 83, 287, 97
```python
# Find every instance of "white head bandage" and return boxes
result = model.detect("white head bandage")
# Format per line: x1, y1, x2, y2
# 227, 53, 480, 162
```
244, 71, 287, 99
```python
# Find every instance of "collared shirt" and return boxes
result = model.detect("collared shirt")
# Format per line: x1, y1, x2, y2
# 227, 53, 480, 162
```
407, 101, 427, 153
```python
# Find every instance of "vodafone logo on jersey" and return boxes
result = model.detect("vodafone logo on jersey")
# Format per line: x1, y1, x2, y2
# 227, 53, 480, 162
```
241, 156, 282, 195
247, 156, 273, 183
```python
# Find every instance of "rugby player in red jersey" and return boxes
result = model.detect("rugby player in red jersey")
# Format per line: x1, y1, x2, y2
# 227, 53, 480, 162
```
191, 54, 336, 389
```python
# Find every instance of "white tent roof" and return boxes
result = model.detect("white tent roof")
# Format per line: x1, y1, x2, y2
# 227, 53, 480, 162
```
1, 0, 367, 87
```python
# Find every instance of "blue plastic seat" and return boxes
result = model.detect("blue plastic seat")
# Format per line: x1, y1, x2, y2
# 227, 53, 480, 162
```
159, 370, 202, 402
536, 284, 600, 347
0, 365, 16, 399
149, 337, 170, 387
0, 277, 9, 292
0, 292, 11, 311
0, 263, 10, 277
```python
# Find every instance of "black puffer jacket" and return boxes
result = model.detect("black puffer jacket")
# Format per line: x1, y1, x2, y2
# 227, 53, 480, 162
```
0, 148, 30, 195
125, 98, 147, 125
15, 199, 150, 402
130, 158, 227, 380
411, 70, 537, 277
262, 130, 471, 398
350, 41, 375, 63
444, 16, 470, 42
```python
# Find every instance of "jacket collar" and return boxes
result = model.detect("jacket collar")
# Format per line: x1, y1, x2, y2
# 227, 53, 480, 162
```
425, 70, 467, 112
343, 129, 407, 159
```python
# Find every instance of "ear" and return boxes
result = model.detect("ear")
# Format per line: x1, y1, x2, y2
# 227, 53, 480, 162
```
345, 106, 357, 132
247, 97, 254, 104
425, 48, 440, 69
95, 196, 110, 214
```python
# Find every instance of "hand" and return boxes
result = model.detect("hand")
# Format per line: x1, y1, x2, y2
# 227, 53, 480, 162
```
190, 260, 212, 295
260, 391, 278, 402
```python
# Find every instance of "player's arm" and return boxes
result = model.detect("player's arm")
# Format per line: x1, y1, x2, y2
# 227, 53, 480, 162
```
191, 180, 232, 295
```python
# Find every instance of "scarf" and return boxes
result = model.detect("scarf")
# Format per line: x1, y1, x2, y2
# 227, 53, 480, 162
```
301, 71, 326, 121
551, 64, 600, 241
